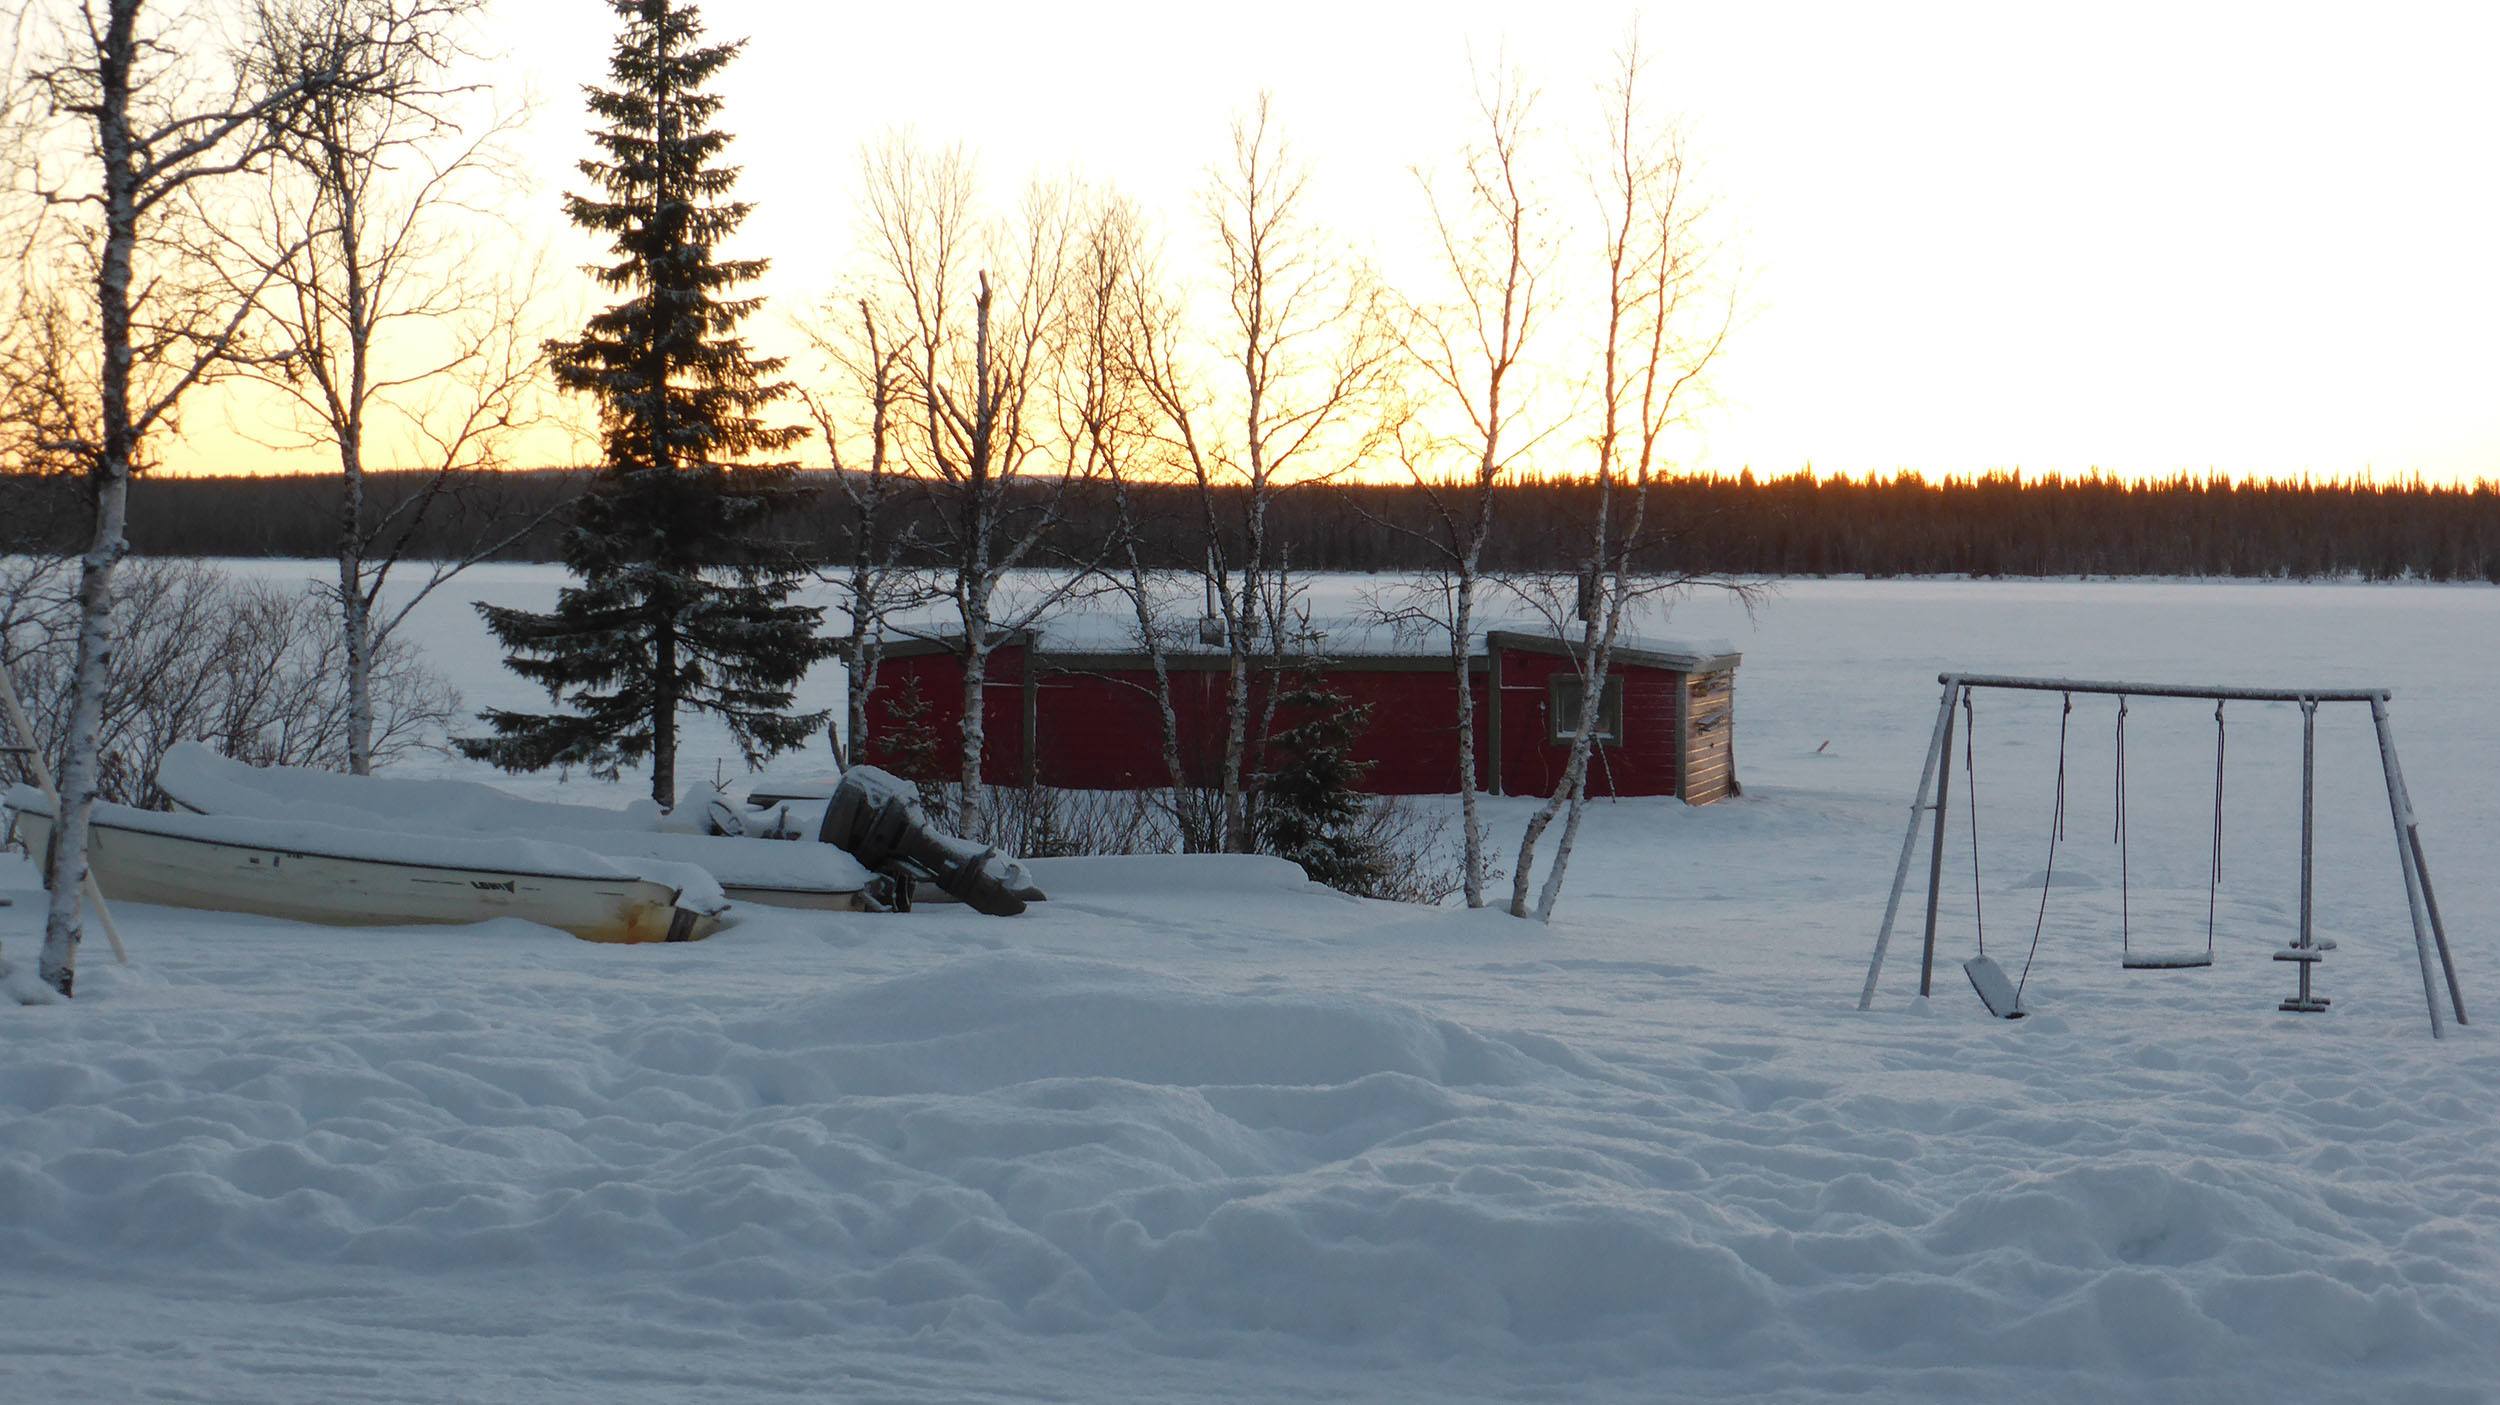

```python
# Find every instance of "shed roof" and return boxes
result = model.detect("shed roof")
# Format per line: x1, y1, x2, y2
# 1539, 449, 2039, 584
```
877, 607, 1739, 671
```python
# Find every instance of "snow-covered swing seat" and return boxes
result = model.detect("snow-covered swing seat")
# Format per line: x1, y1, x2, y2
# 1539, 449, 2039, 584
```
1857, 672, 2473, 1039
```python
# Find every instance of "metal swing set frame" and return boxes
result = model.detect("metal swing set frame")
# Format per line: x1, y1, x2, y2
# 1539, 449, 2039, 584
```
1857, 673, 2470, 1039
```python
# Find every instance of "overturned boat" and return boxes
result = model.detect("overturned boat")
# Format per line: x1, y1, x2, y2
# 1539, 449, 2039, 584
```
155, 744, 881, 913
4, 785, 731, 943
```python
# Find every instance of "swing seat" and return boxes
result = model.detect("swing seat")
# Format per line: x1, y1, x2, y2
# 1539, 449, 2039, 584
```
2123, 951, 2213, 971
1964, 954, 2026, 1019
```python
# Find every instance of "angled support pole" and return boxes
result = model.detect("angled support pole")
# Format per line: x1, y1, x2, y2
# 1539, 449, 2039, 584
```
1861, 680, 1960, 1009
2370, 697, 2466, 1028
2368, 696, 2445, 1038
0, 658, 128, 965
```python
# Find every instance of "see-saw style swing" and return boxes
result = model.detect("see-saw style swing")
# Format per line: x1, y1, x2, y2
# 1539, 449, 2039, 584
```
1858, 673, 2471, 1038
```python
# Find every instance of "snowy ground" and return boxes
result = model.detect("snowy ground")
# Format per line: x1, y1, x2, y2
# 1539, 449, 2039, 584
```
3, 571, 2496, 1403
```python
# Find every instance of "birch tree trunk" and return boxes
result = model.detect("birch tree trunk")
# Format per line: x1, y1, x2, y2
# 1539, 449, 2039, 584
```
1452, 573, 1484, 903
331, 129, 377, 773
1219, 604, 1252, 851
958, 641, 990, 840
22, 1, 455, 992
861, 145, 1111, 843
1508, 39, 1733, 922
39, 5, 144, 999
1378, 67, 1542, 908
1508, 613, 1610, 919
1134, 100, 1392, 859
337, 381, 375, 773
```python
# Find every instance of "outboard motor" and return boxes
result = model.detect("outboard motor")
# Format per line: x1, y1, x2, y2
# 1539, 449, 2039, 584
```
817, 766, 1045, 917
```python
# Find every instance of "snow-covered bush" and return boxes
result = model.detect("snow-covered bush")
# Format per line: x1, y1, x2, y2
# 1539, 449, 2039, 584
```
962, 776, 1466, 903
0, 557, 456, 807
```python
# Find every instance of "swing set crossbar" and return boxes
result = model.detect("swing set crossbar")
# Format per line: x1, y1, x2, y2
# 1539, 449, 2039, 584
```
1859, 672, 2469, 1039
1942, 674, 2389, 705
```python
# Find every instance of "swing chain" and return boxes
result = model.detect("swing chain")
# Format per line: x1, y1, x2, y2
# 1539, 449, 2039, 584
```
2114, 696, 2130, 954
2012, 693, 2073, 1004
1963, 688, 1984, 956
2207, 700, 2226, 957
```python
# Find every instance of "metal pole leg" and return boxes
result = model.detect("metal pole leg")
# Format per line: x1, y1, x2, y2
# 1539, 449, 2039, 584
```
2280, 700, 2328, 1013
2375, 707, 2468, 1025
2369, 697, 2444, 1039
1918, 684, 1962, 999
1861, 681, 1961, 1010
2405, 829, 2467, 1026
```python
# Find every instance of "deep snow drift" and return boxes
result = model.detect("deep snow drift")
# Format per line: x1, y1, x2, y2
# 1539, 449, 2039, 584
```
2, 574, 2496, 1403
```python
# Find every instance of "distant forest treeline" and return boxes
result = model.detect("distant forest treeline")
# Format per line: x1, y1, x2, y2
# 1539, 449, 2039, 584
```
54, 468, 2500, 582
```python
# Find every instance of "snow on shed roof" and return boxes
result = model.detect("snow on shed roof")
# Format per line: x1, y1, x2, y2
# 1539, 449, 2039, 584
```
879, 608, 1739, 669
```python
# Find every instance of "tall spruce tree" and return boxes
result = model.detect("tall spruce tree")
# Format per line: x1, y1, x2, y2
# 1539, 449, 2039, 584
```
458, 0, 833, 804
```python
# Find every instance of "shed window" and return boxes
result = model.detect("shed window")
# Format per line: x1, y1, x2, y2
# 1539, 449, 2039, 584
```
1547, 674, 1623, 744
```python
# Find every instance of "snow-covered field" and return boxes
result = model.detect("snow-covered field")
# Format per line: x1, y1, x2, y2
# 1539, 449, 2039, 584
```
4, 569, 2496, 1403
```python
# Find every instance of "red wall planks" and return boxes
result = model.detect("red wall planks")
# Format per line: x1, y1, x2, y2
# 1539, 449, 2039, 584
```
1491, 646, 1676, 799
865, 645, 1684, 797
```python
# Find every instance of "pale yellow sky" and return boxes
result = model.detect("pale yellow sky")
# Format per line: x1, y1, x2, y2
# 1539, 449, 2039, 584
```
177, 0, 2500, 483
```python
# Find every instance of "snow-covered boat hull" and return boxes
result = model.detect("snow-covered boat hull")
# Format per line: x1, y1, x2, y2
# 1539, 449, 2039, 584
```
155, 744, 874, 914
6, 794, 726, 944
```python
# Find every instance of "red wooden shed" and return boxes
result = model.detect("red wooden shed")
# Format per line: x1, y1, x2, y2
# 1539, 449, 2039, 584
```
859, 620, 1741, 803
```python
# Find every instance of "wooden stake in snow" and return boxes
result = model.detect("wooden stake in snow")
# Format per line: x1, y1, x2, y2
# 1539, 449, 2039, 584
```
0, 659, 126, 965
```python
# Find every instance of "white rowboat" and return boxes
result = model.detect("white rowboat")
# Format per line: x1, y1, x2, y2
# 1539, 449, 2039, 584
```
154, 744, 877, 913
5, 786, 730, 944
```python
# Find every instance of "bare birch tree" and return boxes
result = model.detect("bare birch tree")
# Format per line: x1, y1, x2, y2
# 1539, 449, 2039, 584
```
1062, 196, 1201, 839
8, 0, 434, 996
798, 298, 916, 768
858, 136, 1103, 842
1132, 97, 1396, 852
0, 288, 92, 547
1370, 65, 1556, 906
1508, 42, 1736, 922
216, 0, 551, 775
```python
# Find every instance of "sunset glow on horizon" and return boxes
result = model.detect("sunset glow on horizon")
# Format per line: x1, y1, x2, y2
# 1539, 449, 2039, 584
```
154, 0, 2500, 487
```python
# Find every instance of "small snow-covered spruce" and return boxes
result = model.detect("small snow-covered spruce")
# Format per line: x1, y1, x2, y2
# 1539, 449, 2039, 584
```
1255, 647, 1390, 897
875, 674, 944, 790
458, 0, 834, 806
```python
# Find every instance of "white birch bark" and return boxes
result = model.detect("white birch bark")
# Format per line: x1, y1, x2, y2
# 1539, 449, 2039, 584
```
39, 3, 144, 999
1452, 574, 1485, 901
861, 143, 1110, 842
21, 4, 457, 990
1352, 69, 1543, 906
1509, 40, 1733, 923
802, 304, 911, 771
956, 579, 993, 840
1129, 100, 1393, 856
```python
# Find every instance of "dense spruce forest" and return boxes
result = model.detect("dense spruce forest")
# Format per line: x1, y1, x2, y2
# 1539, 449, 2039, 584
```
76, 469, 2500, 582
